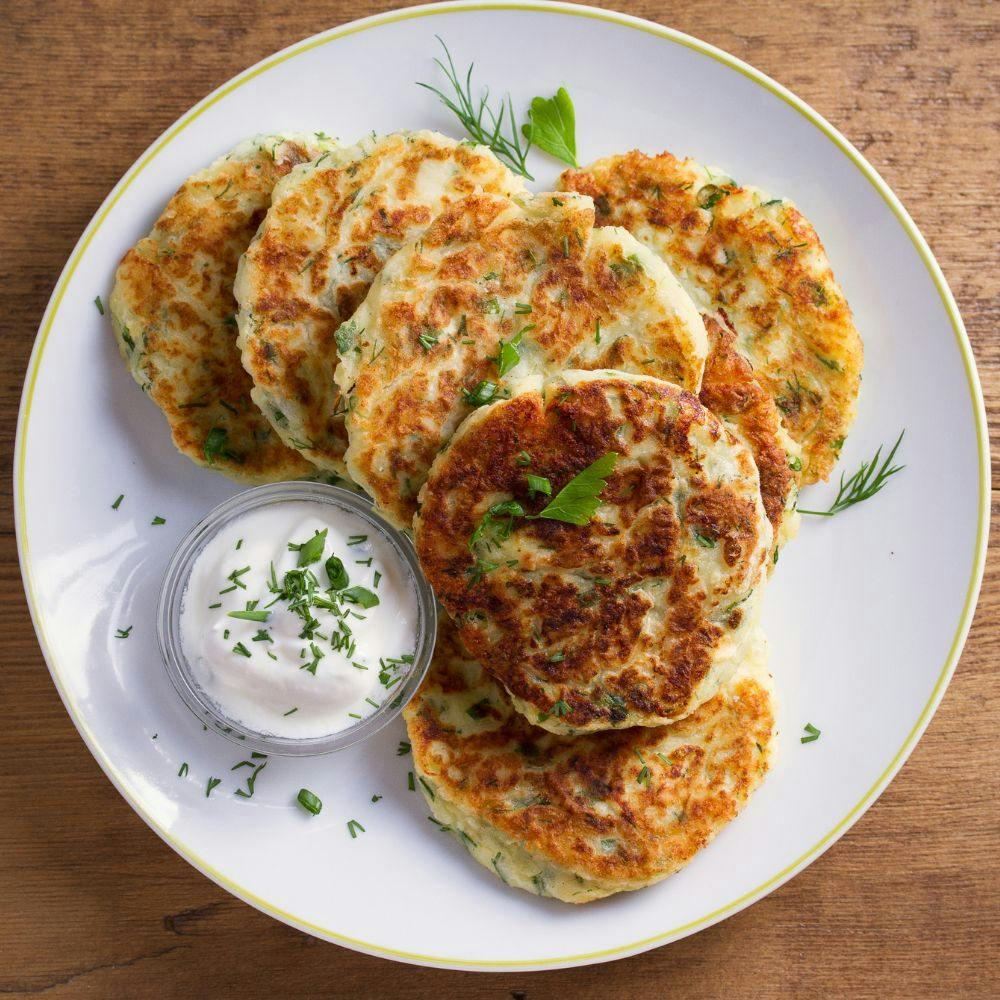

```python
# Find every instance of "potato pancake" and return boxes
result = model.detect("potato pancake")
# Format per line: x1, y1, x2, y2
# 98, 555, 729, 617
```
110, 134, 333, 483
415, 370, 772, 734
405, 617, 775, 903
560, 151, 863, 483
700, 311, 800, 551
337, 191, 708, 529
234, 130, 524, 476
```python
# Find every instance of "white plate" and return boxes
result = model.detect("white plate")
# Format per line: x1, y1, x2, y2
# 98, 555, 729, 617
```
15, 0, 988, 972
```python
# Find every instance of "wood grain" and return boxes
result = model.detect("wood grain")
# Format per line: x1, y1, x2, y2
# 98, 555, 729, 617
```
1, 1, 997, 997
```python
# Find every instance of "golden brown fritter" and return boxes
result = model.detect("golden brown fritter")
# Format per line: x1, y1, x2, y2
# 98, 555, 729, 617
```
415, 370, 772, 734
110, 134, 332, 483
699, 311, 800, 550
337, 190, 708, 529
405, 617, 775, 903
234, 131, 525, 476
560, 151, 863, 484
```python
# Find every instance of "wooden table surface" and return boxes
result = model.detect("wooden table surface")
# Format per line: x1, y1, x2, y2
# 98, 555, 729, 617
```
2, 1, 997, 996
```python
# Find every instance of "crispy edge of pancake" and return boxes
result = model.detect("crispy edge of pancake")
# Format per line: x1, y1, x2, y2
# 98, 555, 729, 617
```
405, 619, 775, 903
699, 311, 800, 553
414, 368, 773, 734
560, 150, 863, 484
109, 134, 331, 483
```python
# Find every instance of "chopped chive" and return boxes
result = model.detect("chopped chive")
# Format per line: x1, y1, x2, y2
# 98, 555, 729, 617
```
111, 493, 124, 510
371, 794, 382, 803
283, 707, 298, 716
227, 609, 270, 622
397, 740, 412, 756
347, 534, 368, 545
407, 771, 416, 791
373, 570, 382, 588
114, 625, 133, 639
206, 777, 222, 798
232, 641, 251, 657
151, 515, 166, 526
234, 757, 268, 798
347, 819, 366, 838
178, 762, 189, 777
94, 295, 105, 315
208, 602, 222, 609
801, 722, 822, 744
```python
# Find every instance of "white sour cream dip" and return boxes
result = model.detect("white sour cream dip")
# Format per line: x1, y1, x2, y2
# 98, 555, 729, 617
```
180, 500, 419, 738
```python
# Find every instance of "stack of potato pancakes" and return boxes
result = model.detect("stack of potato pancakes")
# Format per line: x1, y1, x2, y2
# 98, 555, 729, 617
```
111, 130, 862, 902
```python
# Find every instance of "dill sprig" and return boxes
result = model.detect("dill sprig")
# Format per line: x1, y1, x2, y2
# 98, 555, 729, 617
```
417, 37, 534, 179
798, 431, 905, 516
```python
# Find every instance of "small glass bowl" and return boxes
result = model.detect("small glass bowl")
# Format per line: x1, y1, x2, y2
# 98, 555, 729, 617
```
157, 482, 437, 756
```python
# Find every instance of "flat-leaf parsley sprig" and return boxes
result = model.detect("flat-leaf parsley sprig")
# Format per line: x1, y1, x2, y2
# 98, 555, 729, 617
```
467, 450, 618, 575
529, 452, 618, 526
797, 431, 905, 517
522, 87, 578, 168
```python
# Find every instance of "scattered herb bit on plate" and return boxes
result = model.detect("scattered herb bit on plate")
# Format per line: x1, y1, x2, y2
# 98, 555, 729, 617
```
297, 788, 322, 815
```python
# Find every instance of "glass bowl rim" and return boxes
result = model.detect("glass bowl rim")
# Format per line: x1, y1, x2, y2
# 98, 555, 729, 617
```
156, 481, 437, 756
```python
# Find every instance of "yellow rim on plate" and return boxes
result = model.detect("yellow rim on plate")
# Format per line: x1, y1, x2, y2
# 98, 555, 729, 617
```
14, 1, 990, 970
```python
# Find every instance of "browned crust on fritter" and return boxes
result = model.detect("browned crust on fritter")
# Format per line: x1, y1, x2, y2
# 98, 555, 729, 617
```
405, 620, 773, 896
340, 190, 708, 528
238, 132, 522, 472
110, 138, 317, 482
560, 150, 863, 483
699, 312, 793, 538
414, 373, 770, 731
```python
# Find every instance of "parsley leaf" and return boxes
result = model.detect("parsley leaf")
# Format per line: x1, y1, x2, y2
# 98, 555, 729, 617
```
521, 87, 578, 167
530, 452, 617, 526
297, 788, 322, 815
292, 529, 327, 567
341, 586, 380, 609
325, 555, 350, 590
496, 325, 533, 378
